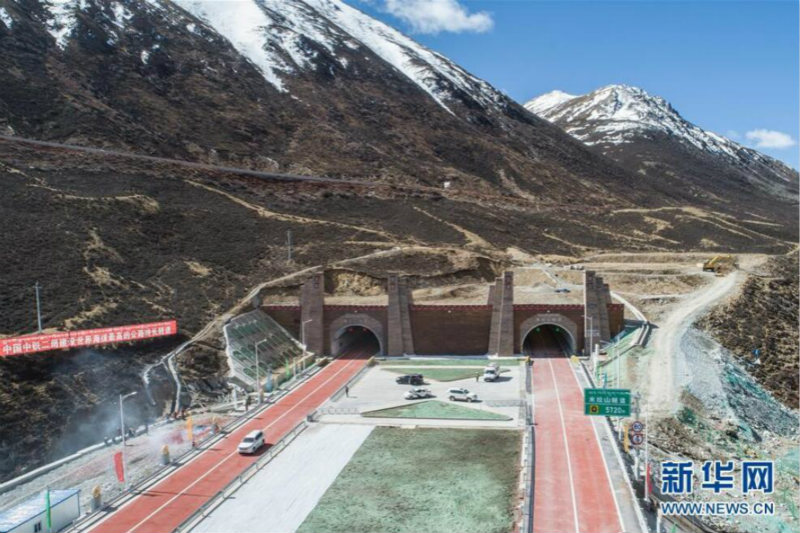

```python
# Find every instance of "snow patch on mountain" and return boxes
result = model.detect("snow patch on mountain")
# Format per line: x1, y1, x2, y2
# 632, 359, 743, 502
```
526, 90, 576, 116
46, 0, 87, 48
0, 6, 14, 28
35, 0, 504, 113
173, 0, 503, 111
110, 2, 134, 29
173, 0, 292, 91
303, 0, 501, 112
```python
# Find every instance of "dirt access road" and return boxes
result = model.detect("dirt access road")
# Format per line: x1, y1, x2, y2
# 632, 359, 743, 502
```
645, 271, 743, 415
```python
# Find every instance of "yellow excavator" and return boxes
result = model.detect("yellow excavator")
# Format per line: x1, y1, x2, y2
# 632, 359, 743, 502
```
702, 255, 735, 274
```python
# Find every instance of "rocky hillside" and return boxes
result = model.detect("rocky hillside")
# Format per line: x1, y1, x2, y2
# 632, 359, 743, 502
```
0, 0, 664, 208
700, 253, 799, 409
526, 85, 798, 225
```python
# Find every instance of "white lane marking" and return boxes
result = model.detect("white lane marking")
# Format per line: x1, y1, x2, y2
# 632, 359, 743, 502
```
127, 358, 360, 533
548, 358, 580, 533
568, 361, 625, 532
573, 362, 647, 533
95, 358, 360, 533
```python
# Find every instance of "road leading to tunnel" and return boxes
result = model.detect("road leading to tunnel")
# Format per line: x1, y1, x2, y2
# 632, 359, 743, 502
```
83, 349, 370, 533
531, 353, 623, 533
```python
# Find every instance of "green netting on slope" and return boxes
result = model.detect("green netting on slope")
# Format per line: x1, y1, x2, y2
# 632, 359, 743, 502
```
223, 309, 303, 386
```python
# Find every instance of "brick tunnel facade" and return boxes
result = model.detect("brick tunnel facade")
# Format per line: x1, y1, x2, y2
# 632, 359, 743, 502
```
262, 271, 624, 357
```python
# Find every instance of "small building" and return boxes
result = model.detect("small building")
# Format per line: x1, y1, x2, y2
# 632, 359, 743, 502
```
0, 489, 80, 533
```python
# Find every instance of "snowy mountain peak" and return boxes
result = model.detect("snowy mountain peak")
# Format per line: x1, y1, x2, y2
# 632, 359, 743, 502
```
525, 89, 576, 115
526, 83, 769, 161
524, 84, 797, 197
525, 84, 687, 145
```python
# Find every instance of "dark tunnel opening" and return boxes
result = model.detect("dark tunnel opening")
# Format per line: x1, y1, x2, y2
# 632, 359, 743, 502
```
333, 325, 381, 358
522, 324, 575, 357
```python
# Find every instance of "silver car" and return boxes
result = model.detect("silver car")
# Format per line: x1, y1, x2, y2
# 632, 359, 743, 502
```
404, 387, 433, 400
238, 429, 265, 454
448, 388, 478, 402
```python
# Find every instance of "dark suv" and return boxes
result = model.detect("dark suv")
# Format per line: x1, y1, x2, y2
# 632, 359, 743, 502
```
395, 374, 424, 385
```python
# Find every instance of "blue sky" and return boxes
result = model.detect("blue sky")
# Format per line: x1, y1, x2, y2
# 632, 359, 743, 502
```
355, 1, 799, 169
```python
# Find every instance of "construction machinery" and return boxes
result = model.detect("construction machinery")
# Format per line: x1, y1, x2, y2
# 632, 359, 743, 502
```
702, 255, 735, 274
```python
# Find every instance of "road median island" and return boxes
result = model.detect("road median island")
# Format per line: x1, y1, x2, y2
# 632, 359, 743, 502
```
297, 427, 521, 533
361, 400, 512, 421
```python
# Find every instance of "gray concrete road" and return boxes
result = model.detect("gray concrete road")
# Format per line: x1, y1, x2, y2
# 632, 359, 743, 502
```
190, 423, 373, 533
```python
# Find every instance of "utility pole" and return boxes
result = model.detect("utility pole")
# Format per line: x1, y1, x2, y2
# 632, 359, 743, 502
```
119, 391, 137, 491
35, 282, 43, 333
254, 340, 267, 404
286, 230, 293, 263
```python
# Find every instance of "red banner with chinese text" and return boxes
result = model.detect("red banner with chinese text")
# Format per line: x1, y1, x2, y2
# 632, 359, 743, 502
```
0, 320, 178, 357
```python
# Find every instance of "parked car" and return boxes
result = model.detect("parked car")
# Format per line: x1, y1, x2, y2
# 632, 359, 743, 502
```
483, 366, 500, 382
396, 374, 424, 385
448, 388, 478, 402
555, 288, 571, 293
404, 387, 433, 400
238, 429, 265, 454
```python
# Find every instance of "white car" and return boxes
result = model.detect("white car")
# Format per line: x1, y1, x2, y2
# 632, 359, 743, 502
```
483, 367, 500, 382
448, 388, 478, 402
404, 387, 433, 400
238, 429, 265, 454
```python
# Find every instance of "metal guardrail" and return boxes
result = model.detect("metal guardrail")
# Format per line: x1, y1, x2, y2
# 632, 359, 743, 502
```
485, 399, 525, 407
520, 413, 534, 533
314, 407, 360, 416
519, 362, 534, 533
172, 421, 308, 533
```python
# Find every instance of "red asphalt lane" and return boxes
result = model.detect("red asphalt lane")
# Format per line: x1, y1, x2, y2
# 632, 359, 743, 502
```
88, 353, 367, 533
533, 357, 622, 533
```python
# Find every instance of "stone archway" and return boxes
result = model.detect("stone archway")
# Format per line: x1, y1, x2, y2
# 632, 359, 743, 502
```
519, 313, 578, 353
329, 313, 385, 356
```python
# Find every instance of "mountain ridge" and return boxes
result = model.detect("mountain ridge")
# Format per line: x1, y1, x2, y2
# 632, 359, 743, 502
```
525, 84, 797, 199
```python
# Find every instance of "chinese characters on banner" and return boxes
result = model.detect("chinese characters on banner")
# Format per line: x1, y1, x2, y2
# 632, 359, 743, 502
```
660, 460, 774, 495
0, 320, 178, 357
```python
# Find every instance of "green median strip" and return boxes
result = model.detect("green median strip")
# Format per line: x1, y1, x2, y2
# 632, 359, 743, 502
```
362, 400, 511, 421
297, 427, 520, 533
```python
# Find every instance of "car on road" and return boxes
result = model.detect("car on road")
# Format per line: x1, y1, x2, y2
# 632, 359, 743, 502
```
448, 387, 478, 402
555, 288, 571, 293
395, 373, 424, 385
238, 429, 265, 454
404, 387, 433, 399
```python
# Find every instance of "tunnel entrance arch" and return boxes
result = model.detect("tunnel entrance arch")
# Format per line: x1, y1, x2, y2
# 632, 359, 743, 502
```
520, 314, 578, 356
329, 314, 385, 356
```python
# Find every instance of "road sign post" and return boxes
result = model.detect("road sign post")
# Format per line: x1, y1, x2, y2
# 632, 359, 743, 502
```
584, 388, 631, 417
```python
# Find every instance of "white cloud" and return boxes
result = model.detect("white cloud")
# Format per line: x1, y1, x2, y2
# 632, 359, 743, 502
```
381, 0, 493, 34
745, 129, 796, 149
